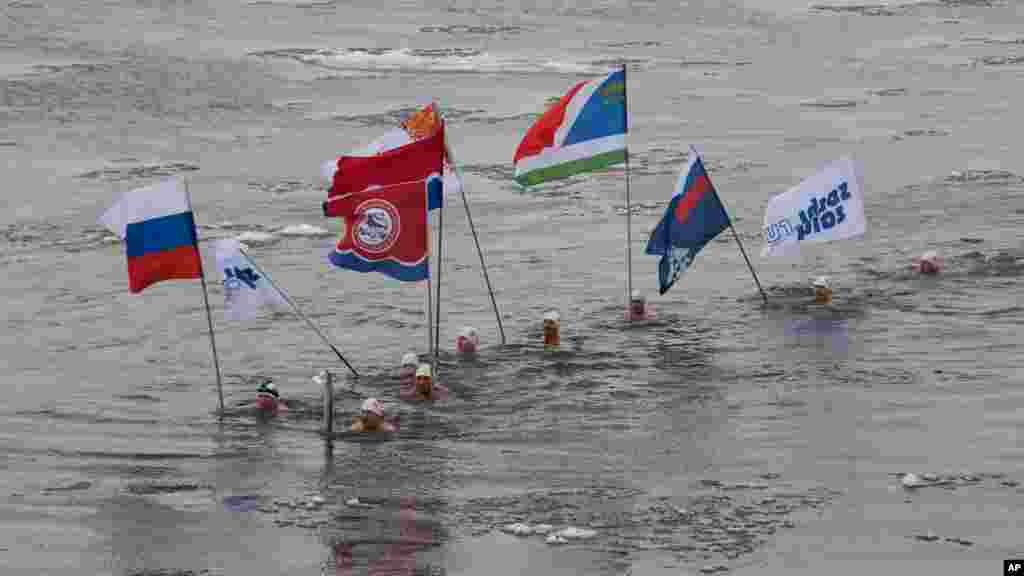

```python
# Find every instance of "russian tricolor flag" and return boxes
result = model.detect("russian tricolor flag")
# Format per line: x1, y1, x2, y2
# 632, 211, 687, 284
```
99, 178, 203, 293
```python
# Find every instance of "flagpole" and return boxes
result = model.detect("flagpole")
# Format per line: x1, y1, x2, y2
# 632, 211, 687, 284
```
434, 171, 445, 361
622, 63, 633, 308
709, 172, 768, 305
239, 248, 359, 377
185, 179, 224, 415
437, 108, 507, 345
426, 215, 435, 365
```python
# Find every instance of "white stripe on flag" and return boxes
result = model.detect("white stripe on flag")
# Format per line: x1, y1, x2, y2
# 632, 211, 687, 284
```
99, 178, 190, 239
513, 134, 626, 178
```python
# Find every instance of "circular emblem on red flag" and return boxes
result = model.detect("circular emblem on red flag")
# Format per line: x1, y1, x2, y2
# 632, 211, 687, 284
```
353, 198, 401, 254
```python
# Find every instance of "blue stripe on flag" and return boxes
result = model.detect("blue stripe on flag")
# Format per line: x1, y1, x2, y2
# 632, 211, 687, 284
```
563, 69, 627, 146
126, 212, 198, 258
328, 250, 429, 282
427, 175, 443, 211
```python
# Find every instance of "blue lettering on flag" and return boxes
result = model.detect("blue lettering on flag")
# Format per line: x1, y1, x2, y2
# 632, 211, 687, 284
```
797, 181, 852, 241
223, 267, 260, 290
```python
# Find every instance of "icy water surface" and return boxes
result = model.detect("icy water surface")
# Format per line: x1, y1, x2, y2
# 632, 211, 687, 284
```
1, 0, 1022, 574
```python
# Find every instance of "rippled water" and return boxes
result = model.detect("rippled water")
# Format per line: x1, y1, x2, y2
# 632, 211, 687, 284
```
2, 0, 1023, 574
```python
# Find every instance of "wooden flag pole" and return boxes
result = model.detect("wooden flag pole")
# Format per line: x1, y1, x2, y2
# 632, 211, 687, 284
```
239, 248, 359, 377
622, 63, 634, 308
436, 108, 507, 345
185, 179, 225, 415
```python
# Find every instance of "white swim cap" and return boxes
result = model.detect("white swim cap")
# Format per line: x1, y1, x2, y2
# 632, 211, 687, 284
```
543, 310, 560, 322
401, 352, 418, 367
630, 290, 645, 303
416, 364, 432, 378
459, 326, 478, 338
812, 276, 830, 288
921, 250, 938, 261
361, 398, 384, 416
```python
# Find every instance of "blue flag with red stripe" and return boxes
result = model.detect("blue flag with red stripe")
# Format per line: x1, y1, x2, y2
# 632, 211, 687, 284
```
645, 147, 731, 295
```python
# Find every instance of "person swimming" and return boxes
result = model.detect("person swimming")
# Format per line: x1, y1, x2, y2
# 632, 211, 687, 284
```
255, 381, 287, 415
627, 290, 653, 320
399, 352, 418, 386
402, 363, 449, 401
456, 326, 479, 354
350, 398, 396, 433
914, 250, 942, 275
812, 276, 833, 304
543, 310, 561, 348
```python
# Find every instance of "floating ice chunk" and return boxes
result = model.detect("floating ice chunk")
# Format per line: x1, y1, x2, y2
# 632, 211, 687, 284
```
277, 223, 330, 237
555, 526, 597, 539
236, 231, 277, 245
501, 523, 533, 536
545, 534, 568, 545
901, 473, 924, 488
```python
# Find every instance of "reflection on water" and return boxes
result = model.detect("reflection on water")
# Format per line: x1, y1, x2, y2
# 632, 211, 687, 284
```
323, 440, 449, 575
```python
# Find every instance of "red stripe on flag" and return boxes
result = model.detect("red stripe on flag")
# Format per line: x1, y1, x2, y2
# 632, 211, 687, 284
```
673, 174, 711, 224
513, 81, 588, 164
127, 245, 203, 293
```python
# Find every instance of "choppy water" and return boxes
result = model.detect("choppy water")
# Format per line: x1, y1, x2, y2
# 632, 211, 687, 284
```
2, 0, 1023, 574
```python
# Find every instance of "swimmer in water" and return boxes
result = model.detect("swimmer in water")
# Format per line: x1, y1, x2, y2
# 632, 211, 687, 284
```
627, 290, 653, 321
456, 326, 479, 355
812, 276, 832, 304
399, 352, 418, 386
913, 250, 942, 275
543, 310, 561, 348
350, 398, 396, 433
254, 381, 288, 415
402, 363, 449, 401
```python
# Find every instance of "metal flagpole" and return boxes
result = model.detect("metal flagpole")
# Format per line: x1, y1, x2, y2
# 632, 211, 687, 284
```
622, 63, 633, 308
437, 109, 507, 345
434, 151, 445, 360
698, 148, 768, 305
727, 221, 768, 305
426, 212, 435, 367
185, 179, 224, 415
239, 248, 359, 377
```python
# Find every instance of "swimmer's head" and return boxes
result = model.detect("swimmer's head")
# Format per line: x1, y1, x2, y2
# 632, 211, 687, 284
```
456, 326, 479, 354
256, 381, 279, 411
399, 352, 418, 381
812, 276, 832, 304
415, 363, 433, 395
543, 310, 561, 346
361, 397, 385, 427
629, 290, 646, 318
918, 250, 941, 274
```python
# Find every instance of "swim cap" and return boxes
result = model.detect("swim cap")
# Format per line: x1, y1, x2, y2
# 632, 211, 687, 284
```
543, 311, 560, 322
257, 381, 279, 398
630, 290, 645, 303
812, 276, 830, 289
401, 352, 418, 367
458, 326, 478, 339
921, 250, 938, 262
361, 398, 384, 416
416, 364, 432, 378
